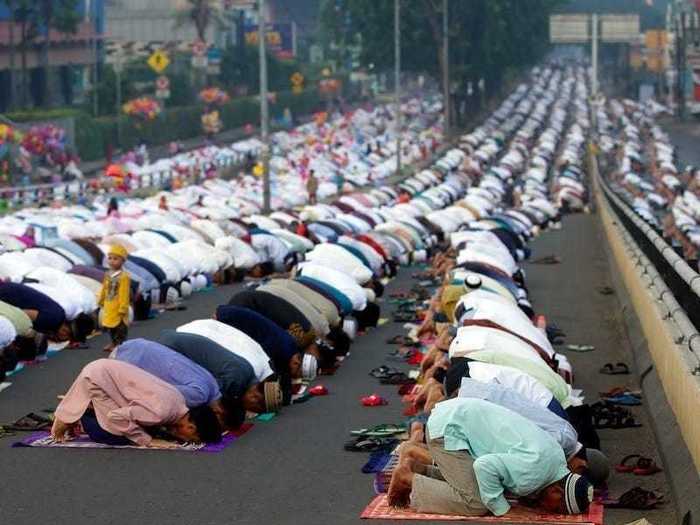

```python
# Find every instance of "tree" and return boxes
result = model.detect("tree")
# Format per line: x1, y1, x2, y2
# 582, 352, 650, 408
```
174, 0, 229, 89
174, 0, 228, 43
37, 0, 81, 106
10, 0, 80, 108
320, 0, 567, 125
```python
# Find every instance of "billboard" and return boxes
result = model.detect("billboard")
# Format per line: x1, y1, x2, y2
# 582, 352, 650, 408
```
600, 14, 640, 43
549, 14, 589, 43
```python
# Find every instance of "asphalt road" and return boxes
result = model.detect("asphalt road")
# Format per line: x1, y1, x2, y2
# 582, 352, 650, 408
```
0, 212, 677, 525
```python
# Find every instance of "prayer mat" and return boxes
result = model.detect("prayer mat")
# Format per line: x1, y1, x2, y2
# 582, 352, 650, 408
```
0, 382, 11, 393
361, 495, 604, 525
12, 424, 253, 452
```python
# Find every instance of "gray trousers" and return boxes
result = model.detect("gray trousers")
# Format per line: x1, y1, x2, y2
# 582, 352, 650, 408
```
409, 434, 488, 516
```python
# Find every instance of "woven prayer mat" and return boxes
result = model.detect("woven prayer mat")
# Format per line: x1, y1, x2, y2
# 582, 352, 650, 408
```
12, 423, 253, 452
360, 495, 604, 525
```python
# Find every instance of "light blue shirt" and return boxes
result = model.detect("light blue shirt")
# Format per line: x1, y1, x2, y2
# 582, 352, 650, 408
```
114, 338, 222, 407
458, 378, 582, 460
427, 398, 570, 516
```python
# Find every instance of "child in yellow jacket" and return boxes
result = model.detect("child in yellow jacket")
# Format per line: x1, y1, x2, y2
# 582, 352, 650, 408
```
98, 244, 131, 352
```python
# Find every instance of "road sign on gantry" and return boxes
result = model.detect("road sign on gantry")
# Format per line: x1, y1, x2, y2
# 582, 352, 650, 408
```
549, 14, 590, 44
147, 50, 170, 74
601, 14, 640, 43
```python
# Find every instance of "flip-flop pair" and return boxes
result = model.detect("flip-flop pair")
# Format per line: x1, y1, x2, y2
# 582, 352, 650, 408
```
344, 436, 397, 452
603, 487, 664, 509
600, 362, 630, 375
566, 344, 595, 352
4, 412, 53, 431
602, 393, 642, 406
351, 424, 405, 438
615, 454, 663, 476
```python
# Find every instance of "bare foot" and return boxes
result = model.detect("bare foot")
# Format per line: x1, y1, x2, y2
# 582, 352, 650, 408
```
50, 418, 74, 442
409, 421, 425, 443
388, 459, 415, 508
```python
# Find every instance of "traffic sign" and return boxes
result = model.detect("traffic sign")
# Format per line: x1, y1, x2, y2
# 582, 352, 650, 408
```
156, 76, 170, 90
290, 72, 304, 86
191, 55, 209, 69
192, 40, 207, 57
156, 89, 170, 100
147, 50, 170, 74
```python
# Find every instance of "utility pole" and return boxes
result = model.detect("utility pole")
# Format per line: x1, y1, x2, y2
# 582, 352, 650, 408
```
259, 0, 271, 212
394, 0, 401, 177
676, 7, 687, 121
91, 0, 99, 117
443, 0, 449, 139
591, 13, 599, 98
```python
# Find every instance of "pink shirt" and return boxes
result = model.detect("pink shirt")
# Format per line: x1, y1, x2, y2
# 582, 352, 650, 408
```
55, 359, 188, 446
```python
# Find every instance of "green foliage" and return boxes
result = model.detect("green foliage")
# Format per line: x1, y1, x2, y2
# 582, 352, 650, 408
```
220, 45, 303, 95
320, 0, 567, 91
73, 88, 329, 161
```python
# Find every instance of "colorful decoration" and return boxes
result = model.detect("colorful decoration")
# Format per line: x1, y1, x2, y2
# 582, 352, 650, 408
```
20, 124, 72, 167
0, 123, 22, 146
201, 110, 223, 135
123, 97, 161, 121
199, 87, 230, 106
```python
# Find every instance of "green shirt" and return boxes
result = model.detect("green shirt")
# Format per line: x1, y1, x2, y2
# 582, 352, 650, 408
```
0, 300, 33, 337
427, 398, 570, 516
466, 349, 571, 407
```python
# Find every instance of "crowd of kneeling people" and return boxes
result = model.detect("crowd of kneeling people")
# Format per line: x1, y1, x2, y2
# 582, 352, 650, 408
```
0, 63, 607, 518
379, 64, 608, 518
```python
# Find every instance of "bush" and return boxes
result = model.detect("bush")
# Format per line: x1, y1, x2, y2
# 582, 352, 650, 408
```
70, 86, 357, 161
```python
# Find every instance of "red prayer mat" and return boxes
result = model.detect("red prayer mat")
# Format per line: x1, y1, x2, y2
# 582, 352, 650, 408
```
360, 495, 604, 525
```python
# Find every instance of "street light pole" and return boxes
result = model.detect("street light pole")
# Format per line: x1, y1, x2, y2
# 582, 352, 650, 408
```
443, 0, 449, 139
591, 12, 599, 98
258, 0, 271, 212
395, 0, 401, 177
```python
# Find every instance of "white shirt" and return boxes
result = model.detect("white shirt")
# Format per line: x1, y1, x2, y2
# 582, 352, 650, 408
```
467, 361, 554, 407
26, 282, 83, 321
0, 316, 17, 348
305, 244, 373, 284
449, 325, 545, 363
215, 237, 261, 269
177, 319, 274, 382
456, 294, 554, 358
297, 262, 368, 311
25, 267, 97, 315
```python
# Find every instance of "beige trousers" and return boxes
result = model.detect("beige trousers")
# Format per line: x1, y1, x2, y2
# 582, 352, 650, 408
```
409, 434, 488, 516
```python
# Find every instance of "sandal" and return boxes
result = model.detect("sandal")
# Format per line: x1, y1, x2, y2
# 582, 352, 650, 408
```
351, 424, 406, 437
566, 344, 595, 352
633, 457, 663, 476
369, 366, 401, 379
615, 454, 642, 473
603, 487, 664, 509
379, 372, 415, 385
602, 393, 642, 406
361, 394, 388, 407
600, 387, 642, 398
362, 450, 392, 473
600, 362, 630, 375
5, 412, 53, 431
344, 436, 397, 452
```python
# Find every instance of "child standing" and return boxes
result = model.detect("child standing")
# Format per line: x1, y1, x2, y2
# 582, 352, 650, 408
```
98, 245, 131, 352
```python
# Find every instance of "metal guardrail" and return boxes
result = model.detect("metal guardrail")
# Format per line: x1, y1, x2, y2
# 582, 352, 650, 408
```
593, 155, 700, 373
